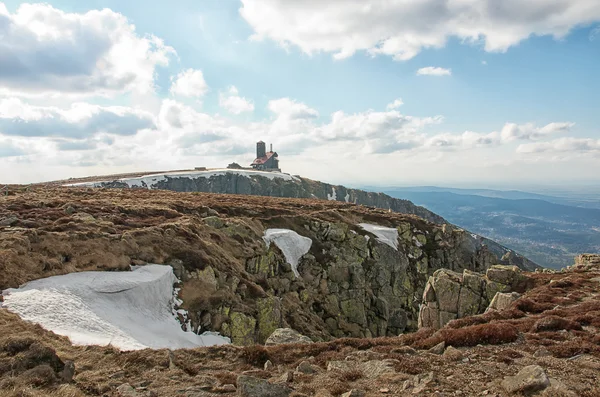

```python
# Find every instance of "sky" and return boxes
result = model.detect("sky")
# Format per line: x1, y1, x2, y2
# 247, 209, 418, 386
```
0, 0, 599, 189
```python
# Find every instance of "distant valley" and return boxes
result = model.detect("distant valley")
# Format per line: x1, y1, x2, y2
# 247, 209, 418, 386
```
381, 187, 600, 269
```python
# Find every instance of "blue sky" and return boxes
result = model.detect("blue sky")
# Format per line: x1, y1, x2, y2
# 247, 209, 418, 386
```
0, 0, 599, 188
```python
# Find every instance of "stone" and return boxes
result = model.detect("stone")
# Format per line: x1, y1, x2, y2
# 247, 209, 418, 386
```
443, 346, 463, 361
501, 365, 550, 394
60, 360, 75, 383
327, 361, 353, 372
207, 208, 219, 216
486, 265, 529, 290
296, 361, 316, 374
533, 347, 552, 358
264, 360, 274, 371
203, 216, 225, 229
218, 384, 237, 393
116, 384, 137, 397
428, 341, 446, 355
359, 360, 397, 379
265, 328, 313, 346
388, 309, 408, 331
237, 375, 292, 397
72, 212, 95, 222
486, 292, 521, 312
423, 281, 436, 302
540, 379, 577, 397
0, 216, 19, 227
418, 303, 439, 329
457, 287, 482, 318
431, 269, 462, 313
340, 299, 367, 325
341, 390, 365, 397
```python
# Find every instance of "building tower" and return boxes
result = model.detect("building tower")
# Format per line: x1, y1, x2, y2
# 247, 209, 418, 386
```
256, 141, 266, 159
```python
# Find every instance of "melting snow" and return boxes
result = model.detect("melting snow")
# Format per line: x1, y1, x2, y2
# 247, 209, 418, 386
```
359, 223, 399, 251
327, 187, 337, 201
1, 265, 230, 351
64, 169, 299, 188
263, 229, 312, 277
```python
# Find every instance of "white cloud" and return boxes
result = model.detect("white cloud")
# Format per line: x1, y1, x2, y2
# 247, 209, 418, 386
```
0, 3, 175, 97
386, 99, 404, 110
0, 97, 156, 138
517, 137, 600, 154
170, 69, 209, 98
500, 122, 574, 141
481, 60, 488, 65
240, 0, 600, 61
416, 67, 452, 76
268, 98, 319, 120
425, 131, 500, 149
219, 86, 255, 114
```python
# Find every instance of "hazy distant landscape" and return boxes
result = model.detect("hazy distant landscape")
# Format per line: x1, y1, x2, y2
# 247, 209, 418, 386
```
381, 187, 600, 269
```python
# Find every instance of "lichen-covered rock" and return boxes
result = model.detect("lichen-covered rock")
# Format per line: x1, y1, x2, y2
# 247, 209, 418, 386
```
237, 375, 292, 397
501, 365, 550, 394
265, 328, 313, 346
486, 292, 521, 312
418, 267, 531, 329
222, 312, 256, 345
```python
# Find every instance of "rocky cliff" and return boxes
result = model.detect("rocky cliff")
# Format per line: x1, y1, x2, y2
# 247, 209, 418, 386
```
63, 169, 539, 272
1, 186, 535, 346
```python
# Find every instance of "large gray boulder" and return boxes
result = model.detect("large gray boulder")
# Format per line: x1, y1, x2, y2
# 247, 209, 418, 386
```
265, 328, 313, 346
237, 375, 292, 397
501, 365, 550, 394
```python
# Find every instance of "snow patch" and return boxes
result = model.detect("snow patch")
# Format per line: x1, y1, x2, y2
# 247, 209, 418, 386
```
64, 169, 299, 188
1, 265, 230, 351
345, 193, 350, 203
327, 187, 337, 201
263, 229, 312, 277
359, 223, 399, 251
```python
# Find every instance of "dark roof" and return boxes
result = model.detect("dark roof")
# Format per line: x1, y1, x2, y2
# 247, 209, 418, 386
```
251, 151, 277, 165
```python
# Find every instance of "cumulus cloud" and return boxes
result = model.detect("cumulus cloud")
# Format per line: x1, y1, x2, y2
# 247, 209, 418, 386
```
219, 86, 255, 114
0, 3, 175, 97
386, 99, 404, 110
517, 137, 600, 154
425, 131, 500, 149
268, 98, 319, 120
0, 98, 156, 138
500, 122, 574, 141
417, 67, 452, 76
239, 0, 600, 60
170, 69, 209, 98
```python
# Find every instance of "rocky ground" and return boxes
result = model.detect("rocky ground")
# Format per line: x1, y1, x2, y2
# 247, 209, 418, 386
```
0, 187, 599, 396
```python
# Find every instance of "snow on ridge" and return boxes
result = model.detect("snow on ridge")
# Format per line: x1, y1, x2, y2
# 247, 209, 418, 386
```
327, 187, 337, 201
345, 193, 350, 203
64, 169, 299, 188
359, 223, 399, 251
1, 265, 230, 351
263, 229, 312, 277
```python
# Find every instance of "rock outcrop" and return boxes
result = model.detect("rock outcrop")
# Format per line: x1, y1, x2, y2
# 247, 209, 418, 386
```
418, 265, 532, 329
64, 170, 538, 272
265, 328, 313, 346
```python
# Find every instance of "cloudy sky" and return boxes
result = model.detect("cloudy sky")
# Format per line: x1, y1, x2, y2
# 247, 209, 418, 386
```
1, 1, 599, 188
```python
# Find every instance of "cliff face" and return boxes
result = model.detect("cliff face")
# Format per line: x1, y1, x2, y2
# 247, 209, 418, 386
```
2, 186, 534, 346
65, 169, 539, 272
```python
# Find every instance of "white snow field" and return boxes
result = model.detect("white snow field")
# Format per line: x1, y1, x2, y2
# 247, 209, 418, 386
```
263, 229, 313, 277
1, 265, 230, 351
358, 223, 399, 250
64, 169, 299, 188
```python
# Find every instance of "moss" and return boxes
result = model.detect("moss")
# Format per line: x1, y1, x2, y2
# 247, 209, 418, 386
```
256, 297, 281, 344
226, 312, 257, 346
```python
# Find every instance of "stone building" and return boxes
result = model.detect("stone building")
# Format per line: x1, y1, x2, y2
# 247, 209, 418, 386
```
250, 141, 280, 171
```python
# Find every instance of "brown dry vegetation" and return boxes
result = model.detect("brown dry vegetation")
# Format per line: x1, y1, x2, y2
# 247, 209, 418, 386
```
1, 186, 600, 395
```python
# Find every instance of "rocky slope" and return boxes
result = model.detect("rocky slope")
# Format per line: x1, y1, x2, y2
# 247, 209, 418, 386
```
1, 186, 540, 347
0, 248, 599, 397
58, 168, 539, 271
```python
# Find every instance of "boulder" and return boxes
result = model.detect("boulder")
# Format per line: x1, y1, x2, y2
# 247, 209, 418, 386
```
501, 365, 550, 394
428, 341, 446, 355
265, 328, 313, 346
486, 292, 521, 312
237, 375, 292, 397
0, 216, 18, 227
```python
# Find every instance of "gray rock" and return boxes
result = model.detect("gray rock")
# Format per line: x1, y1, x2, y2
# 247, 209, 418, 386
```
265, 328, 313, 346
204, 216, 225, 229
501, 365, 550, 394
60, 360, 75, 383
341, 390, 365, 397
236, 375, 292, 397
428, 341, 446, 355
296, 361, 316, 374
264, 360, 274, 371
486, 292, 521, 312
0, 216, 18, 227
